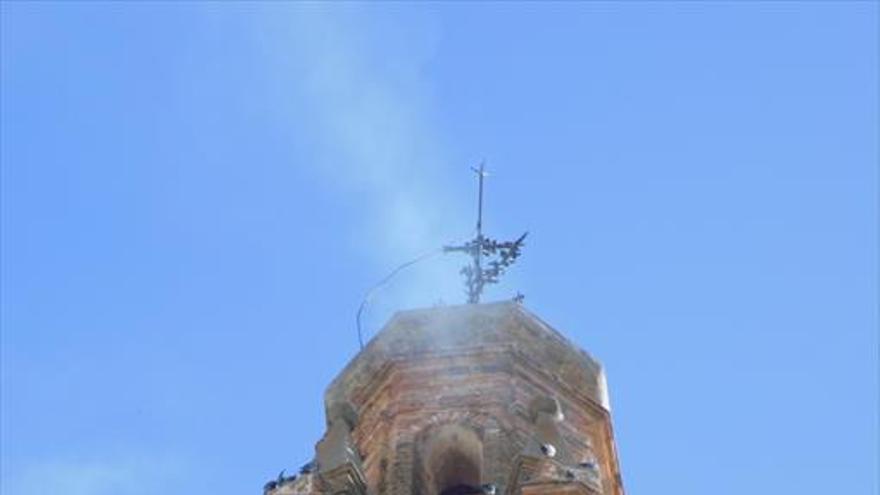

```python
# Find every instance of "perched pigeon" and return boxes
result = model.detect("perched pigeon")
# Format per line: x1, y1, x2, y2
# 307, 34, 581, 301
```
578, 461, 598, 471
299, 460, 317, 474
540, 443, 557, 457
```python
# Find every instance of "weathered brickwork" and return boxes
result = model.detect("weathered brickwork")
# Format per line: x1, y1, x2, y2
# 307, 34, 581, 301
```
265, 302, 624, 495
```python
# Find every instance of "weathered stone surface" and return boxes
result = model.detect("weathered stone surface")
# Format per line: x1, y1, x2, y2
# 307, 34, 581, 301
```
265, 302, 624, 495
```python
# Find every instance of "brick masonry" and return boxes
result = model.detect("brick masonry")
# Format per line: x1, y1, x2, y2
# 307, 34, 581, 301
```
264, 302, 624, 495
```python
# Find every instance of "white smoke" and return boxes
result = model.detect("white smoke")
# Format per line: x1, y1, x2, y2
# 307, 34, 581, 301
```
257, 7, 473, 333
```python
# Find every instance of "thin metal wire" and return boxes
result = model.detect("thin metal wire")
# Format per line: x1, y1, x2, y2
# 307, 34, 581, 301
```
354, 232, 475, 350
355, 249, 442, 350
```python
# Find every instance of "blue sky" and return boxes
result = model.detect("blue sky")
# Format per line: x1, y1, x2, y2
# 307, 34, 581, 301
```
1, 2, 877, 494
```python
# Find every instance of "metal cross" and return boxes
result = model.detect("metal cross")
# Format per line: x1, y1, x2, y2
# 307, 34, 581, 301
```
444, 162, 527, 304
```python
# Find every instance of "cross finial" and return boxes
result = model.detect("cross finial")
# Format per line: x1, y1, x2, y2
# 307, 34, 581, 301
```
471, 160, 487, 237
444, 162, 527, 304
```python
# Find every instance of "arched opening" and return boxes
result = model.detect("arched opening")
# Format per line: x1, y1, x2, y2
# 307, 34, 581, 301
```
434, 448, 481, 495
418, 424, 484, 495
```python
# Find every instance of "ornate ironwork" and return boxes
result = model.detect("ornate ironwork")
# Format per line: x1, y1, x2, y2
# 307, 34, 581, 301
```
444, 162, 527, 304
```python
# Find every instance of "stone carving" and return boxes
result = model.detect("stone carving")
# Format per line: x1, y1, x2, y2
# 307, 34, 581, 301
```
316, 401, 368, 495
524, 397, 567, 463
505, 397, 604, 494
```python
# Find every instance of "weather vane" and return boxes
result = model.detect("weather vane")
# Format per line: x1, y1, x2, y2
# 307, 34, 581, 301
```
444, 161, 528, 304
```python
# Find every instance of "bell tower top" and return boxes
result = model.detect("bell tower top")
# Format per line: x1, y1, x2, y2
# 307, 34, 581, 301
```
265, 302, 624, 495
327, 302, 609, 412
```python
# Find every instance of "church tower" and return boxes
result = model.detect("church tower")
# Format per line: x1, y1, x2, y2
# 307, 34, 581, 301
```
264, 301, 625, 495
265, 166, 624, 494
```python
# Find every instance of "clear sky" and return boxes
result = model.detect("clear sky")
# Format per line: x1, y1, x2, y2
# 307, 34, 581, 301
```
1, 2, 877, 494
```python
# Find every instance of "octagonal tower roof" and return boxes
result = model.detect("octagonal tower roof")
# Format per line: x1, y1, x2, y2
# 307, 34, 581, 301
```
325, 301, 610, 415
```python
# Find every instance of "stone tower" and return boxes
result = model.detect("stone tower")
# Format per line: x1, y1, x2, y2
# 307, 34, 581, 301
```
265, 301, 624, 495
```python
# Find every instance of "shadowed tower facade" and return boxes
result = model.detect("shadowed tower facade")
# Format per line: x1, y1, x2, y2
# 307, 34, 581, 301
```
265, 302, 625, 495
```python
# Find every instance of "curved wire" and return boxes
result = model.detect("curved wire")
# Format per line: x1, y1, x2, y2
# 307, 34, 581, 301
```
355, 249, 443, 349
354, 231, 477, 350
